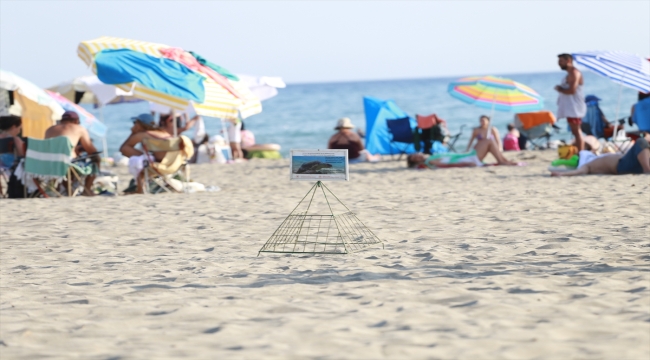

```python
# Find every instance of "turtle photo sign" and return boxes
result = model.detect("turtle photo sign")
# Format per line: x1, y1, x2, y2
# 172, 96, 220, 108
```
289, 149, 349, 181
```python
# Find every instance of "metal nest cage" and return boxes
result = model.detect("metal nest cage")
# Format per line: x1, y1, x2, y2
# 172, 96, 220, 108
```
258, 181, 383, 255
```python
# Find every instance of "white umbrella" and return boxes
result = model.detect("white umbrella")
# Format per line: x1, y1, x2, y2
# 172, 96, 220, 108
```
47, 75, 142, 107
0, 69, 64, 139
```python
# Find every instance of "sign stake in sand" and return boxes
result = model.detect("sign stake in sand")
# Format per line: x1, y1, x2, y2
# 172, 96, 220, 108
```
258, 150, 382, 255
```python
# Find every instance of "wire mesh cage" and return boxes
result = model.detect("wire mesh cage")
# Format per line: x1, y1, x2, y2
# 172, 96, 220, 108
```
258, 181, 383, 255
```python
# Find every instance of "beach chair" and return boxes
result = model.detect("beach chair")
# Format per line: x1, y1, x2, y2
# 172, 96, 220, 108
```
631, 97, 650, 133
141, 135, 194, 194
22, 136, 94, 197
582, 99, 631, 153
514, 111, 556, 150
386, 117, 414, 160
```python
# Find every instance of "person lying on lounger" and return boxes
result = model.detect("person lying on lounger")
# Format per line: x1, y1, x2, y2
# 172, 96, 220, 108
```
551, 132, 650, 176
407, 138, 518, 168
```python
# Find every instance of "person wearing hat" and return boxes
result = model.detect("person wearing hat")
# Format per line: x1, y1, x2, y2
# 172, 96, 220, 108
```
45, 111, 100, 195
328, 117, 380, 163
583, 95, 624, 140
119, 113, 173, 193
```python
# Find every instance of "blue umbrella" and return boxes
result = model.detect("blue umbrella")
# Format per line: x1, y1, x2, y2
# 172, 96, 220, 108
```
573, 51, 650, 136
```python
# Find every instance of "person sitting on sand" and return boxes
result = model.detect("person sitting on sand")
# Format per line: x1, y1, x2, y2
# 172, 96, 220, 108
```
119, 113, 172, 194
466, 115, 502, 152
240, 121, 281, 154
45, 111, 99, 196
551, 132, 650, 176
408, 137, 518, 168
503, 123, 520, 151
0, 115, 25, 167
328, 117, 381, 163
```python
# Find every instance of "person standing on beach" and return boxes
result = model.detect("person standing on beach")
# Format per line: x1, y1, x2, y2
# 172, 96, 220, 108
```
555, 53, 587, 151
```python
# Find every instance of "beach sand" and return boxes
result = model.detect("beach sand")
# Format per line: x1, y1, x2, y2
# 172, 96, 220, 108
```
1, 150, 648, 359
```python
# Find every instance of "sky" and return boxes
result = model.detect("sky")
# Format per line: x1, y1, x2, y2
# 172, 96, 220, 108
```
1, 0, 648, 87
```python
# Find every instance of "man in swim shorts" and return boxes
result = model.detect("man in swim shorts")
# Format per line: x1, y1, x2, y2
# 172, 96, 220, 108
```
555, 53, 587, 151
551, 132, 650, 176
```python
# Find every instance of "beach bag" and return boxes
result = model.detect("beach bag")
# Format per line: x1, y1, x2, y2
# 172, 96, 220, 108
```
558, 145, 578, 159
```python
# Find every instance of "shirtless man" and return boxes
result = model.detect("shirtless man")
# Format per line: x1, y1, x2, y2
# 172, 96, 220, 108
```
120, 113, 171, 193
551, 133, 650, 176
555, 53, 587, 151
45, 111, 98, 195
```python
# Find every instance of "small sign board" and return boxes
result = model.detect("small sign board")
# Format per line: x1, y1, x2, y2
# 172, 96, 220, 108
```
290, 149, 349, 181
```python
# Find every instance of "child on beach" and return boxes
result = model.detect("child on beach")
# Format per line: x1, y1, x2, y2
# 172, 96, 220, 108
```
503, 123, 520, 151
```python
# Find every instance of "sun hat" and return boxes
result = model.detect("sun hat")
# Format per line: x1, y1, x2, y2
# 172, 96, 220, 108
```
585, 95, 601, 103
61, 111, 79, 122
335, 117, 355, 130
131, 113, 156, 126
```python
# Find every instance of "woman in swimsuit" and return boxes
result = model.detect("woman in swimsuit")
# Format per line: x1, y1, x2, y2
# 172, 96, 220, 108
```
466, 115, 502, 152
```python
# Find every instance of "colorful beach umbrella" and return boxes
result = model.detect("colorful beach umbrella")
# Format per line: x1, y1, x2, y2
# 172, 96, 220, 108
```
448, 76, 544, 114
0, 69, 65, 139
77, 36, 262, 119
45, 90, 107, 138
448, 75, 544, 149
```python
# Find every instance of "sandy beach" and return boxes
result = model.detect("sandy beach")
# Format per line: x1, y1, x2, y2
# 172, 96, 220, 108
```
1, 151, 648, 359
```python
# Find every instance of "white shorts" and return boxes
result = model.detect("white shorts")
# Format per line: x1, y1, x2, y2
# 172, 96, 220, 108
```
226, 121, 242, 143
128, 154, 148, 178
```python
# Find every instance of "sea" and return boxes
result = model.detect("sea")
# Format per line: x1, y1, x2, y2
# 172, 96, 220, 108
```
83, 71, 642, 158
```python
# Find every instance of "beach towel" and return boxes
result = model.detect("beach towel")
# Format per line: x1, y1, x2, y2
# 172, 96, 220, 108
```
95, 49, 205, 103
425, 150, 483, 169
21, 136, 93, 192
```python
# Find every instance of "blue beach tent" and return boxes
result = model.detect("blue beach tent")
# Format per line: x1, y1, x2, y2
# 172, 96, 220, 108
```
364, 96, 418, 155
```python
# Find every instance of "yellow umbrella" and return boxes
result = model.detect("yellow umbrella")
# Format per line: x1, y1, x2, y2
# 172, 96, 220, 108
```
77, 36, 262, 119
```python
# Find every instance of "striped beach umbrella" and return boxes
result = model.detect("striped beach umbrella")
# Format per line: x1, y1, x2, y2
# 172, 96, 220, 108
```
448, 76, 545, 114
77, 36, 262, 119
573, 51, 650, 93
448, 76, 544, 148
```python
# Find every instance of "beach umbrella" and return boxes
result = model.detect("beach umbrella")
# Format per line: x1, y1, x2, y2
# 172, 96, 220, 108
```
77, 36, 262, 121
573, 51, 650, 137
237, 75, 286, 102
47, 75, 142, 107
448, 75, 544, 145
45, 90, 107, 138
0, 69, 65, 139
573, 51, 650, 93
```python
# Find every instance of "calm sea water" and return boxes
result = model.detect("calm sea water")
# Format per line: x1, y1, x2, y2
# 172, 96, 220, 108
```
84, 71, 641, 157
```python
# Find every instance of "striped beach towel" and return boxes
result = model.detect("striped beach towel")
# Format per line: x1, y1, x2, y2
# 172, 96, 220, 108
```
21, 136, 92, 192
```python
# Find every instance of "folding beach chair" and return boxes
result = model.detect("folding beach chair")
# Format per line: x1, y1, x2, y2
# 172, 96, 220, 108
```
386, 117, 414, 160
514, 111, 556, 150
22, 136, 94, 197
582, 98, 630, 152
631, 97, 650, 134
141, 135, 194, 194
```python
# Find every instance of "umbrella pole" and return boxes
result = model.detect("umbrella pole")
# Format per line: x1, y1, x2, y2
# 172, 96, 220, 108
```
613, 71, 627, 140
99, 106, 109, 159
172, 109, 178, 137
487, 90, 497, 147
